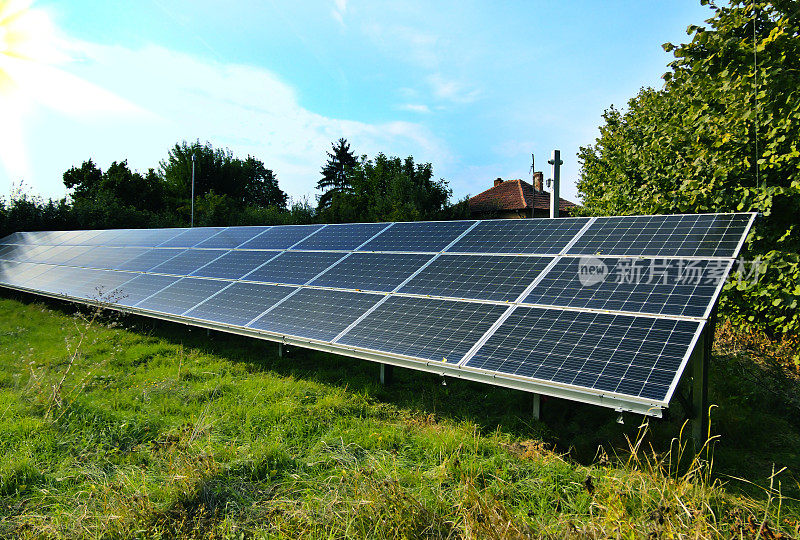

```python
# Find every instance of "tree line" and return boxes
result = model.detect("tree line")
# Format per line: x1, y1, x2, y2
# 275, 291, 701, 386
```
0, 139, 466, 239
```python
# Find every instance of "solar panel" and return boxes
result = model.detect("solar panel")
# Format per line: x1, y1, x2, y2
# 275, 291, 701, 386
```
249, 288, 383, 342
242, 251, 344, 285
399, 254, 554, 302
448, 218, 588, 254
238, 224, 324, 250
195, 226, 270, 249
191, 250, 280, 280
567, 214, 752, 257
158, 227, 226, 248
148, 249, 228, 276
358, 221, 474, 252
0, 212, 756, 417
293, 222, 389, 251
135, 277, 230, 315
185, 282, 296, 327
309, 253, 434, 292
463, 307, 700, 402
337, 296, 508, 363
522, 257, 730, 318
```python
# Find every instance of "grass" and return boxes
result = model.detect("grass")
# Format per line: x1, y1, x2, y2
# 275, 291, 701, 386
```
0, 290, 798, 538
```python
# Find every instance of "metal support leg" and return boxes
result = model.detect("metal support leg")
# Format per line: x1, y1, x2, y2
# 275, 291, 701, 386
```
532, 393, 541, 421
380, 363, 394, 385
278, 342, 283, 358
691, 312, 715, 452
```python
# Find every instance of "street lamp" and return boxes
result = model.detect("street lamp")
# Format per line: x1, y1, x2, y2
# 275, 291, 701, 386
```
191, 153, 195, 228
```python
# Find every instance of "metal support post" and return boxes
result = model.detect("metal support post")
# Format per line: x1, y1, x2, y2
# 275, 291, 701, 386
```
278, 342, 283, 358
548, 150, 562, 219
532, 393, 541, 420
380, 363, 394, 385
691, 311, 716, 452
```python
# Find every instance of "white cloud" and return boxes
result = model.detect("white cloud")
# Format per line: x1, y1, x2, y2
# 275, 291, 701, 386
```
2, 40, 450, 201
332, 0, 347, 26
427, 73, 480, 104
398, 103, 431, 114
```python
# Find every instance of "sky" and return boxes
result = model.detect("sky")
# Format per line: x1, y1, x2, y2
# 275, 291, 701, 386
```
0, 0, 713, 206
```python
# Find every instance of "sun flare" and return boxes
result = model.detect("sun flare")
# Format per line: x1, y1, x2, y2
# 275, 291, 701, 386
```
0, 0, 146, 184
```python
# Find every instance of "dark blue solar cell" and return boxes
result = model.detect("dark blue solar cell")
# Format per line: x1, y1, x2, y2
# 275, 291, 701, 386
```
191, 250, 281, 279
522, 257, 729, 317
195, 226, 271, 249
465, 307, 700, 402
157, 227, 226, 248
238, 224, 324, 250
337, 296, 507, 363
22, 265, 87, 296
309, 253, 433, 292
248, 288, 382, 342
116, 249, 184, 272
81, 230, 129, 246
66, 269, 138, 302
293, 222, 389, 251
0, 245, 16, 260
399, 254, 553, 302
149, 249, 228, 276
447, 218, 588, 254
567, 213, 754, 258
358, 221, 475, 252
185, 282, 296, 327
113, 274, 180, 307
106, 228, 186, 247
135, 277, 230, 315
243, 251, 344, 285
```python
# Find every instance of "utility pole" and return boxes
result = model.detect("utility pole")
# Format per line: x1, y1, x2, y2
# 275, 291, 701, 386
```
191, 153, 195, 228
548, 149, 562, 219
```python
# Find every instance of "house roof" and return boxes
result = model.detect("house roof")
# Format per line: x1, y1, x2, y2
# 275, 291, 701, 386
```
468, 179, 578, 214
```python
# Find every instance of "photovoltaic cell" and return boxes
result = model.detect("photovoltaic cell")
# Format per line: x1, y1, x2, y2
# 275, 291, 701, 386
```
293, 222, 388, 251
61, 246, 150, 270
157, 227, 225, 248
39, 246, 95, 265
185, 282, 296, 326
238, 224, 323, 250
115, 249, 184, 272
243, 251, 344, 285
447, 218, 588, 254
66, 269, 137, 302
523, 257, 729, 317
358, 221, 475, 252
112, 274, 179, 307
149, 249, 228, 276
195, 226, 270, 249
81, 230, 128, 246
309, 253, 433, 292
191, 250, 280, 280
136, 277, 230, 315
399, 254, 553, 302
23, 265, 86, 296
106, 228, 185, 247
465, 307, 700, 401
249, 288, 382, 342
567, 214, 752, 258
338, 297, 507, 363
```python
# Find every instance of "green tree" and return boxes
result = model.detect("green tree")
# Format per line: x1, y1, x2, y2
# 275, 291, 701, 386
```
316, 138, 358, 211
577, 0, 800, 335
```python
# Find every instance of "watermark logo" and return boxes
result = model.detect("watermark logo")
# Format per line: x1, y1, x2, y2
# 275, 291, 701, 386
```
578, 256, 608, 286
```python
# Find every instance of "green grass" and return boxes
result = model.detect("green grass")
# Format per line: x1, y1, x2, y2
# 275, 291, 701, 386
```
0, 291, 798, 538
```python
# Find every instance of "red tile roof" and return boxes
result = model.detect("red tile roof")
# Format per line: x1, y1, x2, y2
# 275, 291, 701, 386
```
468, 179, 578, 214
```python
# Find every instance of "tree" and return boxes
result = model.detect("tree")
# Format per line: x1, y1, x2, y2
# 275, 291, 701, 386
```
577, 0, 800, 335
316, 138, 358, 211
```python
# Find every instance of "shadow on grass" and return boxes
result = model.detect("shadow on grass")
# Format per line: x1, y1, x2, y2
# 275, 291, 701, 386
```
4, 288, 799, 502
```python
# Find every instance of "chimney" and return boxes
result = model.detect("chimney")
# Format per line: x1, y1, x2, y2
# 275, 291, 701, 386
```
533, 171, 544, 192
494, 177, 503, 187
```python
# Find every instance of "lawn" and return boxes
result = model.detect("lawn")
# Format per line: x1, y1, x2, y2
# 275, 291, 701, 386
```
0, 290, 798, 538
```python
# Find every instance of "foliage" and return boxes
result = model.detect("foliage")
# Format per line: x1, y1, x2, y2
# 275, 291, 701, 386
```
316, 138, 358, 211
320, 152, 452, 223
577, 0, 800, 335
0, 294, 798, 537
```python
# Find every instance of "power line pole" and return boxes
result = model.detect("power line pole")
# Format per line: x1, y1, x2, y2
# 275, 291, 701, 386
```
191, 153, 195, 228
548, 149, 562, 219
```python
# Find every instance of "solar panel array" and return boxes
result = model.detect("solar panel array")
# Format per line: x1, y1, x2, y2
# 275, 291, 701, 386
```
0, 213, 755, 415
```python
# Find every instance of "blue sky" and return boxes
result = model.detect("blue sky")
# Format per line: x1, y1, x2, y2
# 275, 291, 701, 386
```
1, 0, 712, 205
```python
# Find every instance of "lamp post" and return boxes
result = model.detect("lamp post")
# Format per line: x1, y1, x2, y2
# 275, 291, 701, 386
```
190, 153, 195, 227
